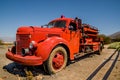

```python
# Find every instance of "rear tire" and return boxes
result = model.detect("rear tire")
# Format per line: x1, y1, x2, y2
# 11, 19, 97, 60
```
97, 43, 103, 55
46, 46, 67, 74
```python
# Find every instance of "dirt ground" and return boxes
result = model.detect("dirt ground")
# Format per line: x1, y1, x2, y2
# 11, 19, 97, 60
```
0, 45, 120, 80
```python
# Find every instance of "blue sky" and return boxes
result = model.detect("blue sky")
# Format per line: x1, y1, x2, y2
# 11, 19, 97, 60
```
0, 0, 120, 39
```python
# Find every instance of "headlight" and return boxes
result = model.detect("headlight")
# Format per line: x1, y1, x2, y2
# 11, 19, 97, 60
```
21, 48, 29, 56
29, 41, 37, 49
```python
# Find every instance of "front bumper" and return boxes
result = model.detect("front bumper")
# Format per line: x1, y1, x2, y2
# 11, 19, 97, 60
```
6, 51, 43, 66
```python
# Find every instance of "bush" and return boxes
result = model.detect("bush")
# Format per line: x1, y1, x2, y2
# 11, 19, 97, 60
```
0, 39, 3, 45
112, 37, 120, 42
108, 42, 120, 49
98, 34, 111, 44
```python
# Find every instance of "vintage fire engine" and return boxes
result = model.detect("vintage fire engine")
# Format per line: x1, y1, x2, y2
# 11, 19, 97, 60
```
6, 16, 103, 74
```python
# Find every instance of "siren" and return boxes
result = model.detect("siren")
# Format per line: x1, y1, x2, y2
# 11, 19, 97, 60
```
61, 15, 65, 18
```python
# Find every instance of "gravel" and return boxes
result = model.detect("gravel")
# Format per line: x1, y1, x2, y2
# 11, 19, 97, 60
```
0, 45, 120, 80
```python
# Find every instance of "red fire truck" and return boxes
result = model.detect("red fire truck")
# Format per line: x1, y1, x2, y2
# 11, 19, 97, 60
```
6, 16, 103, 74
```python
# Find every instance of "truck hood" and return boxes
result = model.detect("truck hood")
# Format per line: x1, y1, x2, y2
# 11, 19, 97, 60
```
17, 26, 63, 43
17, 26, 63, 33
17, 26, 34, 34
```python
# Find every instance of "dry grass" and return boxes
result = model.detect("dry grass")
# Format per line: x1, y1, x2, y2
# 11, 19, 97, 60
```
108, 42, 120, 49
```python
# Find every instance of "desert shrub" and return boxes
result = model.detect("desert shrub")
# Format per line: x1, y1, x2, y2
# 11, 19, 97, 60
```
108, 42, 120, 49
98, 34, 111, 44
0, 39, 3, 45
114, 38, 120, 42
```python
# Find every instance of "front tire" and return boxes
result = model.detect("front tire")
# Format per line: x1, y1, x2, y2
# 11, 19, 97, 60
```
46, 46, 67, 74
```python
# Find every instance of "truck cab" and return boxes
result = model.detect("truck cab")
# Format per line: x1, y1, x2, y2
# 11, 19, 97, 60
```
6, 16, 103, 74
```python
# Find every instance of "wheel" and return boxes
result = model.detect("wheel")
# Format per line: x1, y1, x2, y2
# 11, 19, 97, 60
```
97, 43, 103, 55
46, 46, 67, 74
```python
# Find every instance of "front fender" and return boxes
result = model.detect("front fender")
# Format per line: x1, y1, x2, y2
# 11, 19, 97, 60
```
35, 37, 70, 61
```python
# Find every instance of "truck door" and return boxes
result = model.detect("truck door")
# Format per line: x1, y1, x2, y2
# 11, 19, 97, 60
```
68, 21, 80, 53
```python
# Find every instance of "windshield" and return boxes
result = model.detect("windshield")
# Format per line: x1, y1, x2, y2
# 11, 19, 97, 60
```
46, 20, 66, 28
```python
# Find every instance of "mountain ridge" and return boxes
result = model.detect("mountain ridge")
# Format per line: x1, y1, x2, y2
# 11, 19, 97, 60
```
109, 31, 120, 39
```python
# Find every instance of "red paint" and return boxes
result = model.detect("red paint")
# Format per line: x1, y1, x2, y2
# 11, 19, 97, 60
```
6, 51, 43, 66
52, 52, 64, 70
6, 16, 103, 66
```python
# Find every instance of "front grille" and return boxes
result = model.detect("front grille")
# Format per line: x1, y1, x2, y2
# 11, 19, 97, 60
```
16, 34, 30, 54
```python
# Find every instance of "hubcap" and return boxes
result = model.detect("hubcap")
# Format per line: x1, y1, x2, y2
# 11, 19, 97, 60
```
52, 52, 64, 70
